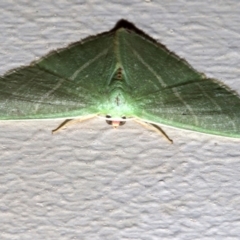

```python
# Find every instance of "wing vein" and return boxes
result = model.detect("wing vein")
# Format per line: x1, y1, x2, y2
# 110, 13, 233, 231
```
69, 48, 109, 81
172, 87, 199, 125
195, 82, 237, 131
128, 44, 167, 88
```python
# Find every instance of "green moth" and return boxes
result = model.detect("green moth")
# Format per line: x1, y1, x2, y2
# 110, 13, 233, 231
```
0, 20, 240, 142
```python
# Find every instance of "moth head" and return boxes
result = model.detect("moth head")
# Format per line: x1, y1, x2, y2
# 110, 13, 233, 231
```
105, 115, 126, 128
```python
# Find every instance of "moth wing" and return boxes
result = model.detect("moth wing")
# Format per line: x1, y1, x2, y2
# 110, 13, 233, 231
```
118, 29, 240, 137
0, 32, 117, 120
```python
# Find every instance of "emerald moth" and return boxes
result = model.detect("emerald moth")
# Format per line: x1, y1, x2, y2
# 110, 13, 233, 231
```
0, 20, 240, 142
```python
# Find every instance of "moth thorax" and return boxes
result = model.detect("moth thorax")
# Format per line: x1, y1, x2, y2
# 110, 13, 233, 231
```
110, 89, 125, 107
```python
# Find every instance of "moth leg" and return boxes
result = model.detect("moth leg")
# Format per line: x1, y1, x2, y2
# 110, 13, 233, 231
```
52, 114, 97, 134
133, 119, 173, 144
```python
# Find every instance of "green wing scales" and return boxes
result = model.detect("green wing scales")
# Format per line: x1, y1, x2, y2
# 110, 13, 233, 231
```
117, 29, 240, 138
0, 20, 240, 138
0, 32, 117, 119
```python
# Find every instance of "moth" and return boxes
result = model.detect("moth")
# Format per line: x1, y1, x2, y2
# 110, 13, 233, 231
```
1, 20, 240, 143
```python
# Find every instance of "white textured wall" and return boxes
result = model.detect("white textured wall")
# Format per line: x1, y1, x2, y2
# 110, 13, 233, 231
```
1, 1, 240, 239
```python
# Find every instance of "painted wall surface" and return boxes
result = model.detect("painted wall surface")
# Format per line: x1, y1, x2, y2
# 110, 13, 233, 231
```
0, 1, 240, 239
